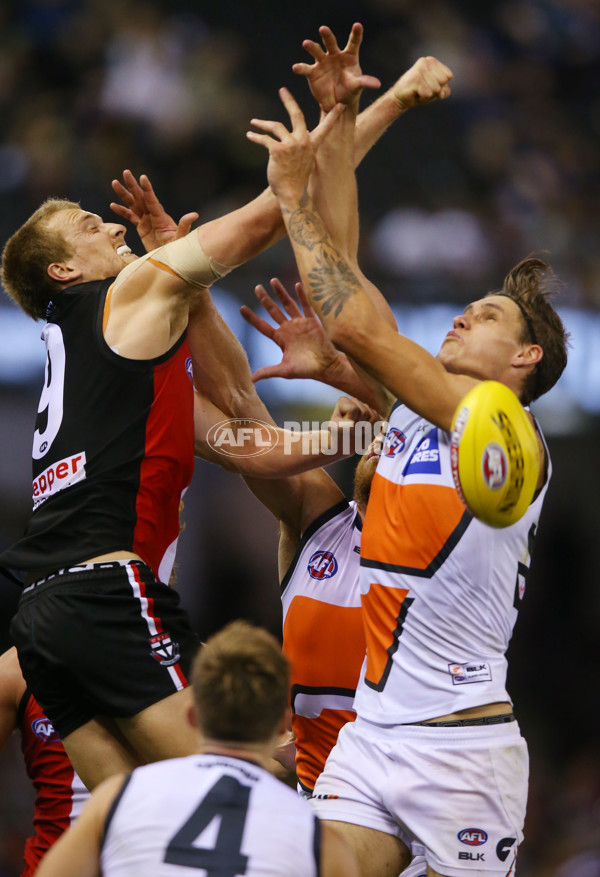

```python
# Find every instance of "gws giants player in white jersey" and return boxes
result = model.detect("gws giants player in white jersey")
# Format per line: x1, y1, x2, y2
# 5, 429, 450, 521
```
36, 620, 359, 877
248, 29, 569, 877
239, 278, 426, 877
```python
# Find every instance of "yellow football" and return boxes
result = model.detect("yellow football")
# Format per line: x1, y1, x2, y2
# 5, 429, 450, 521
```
450, 381, 540, 528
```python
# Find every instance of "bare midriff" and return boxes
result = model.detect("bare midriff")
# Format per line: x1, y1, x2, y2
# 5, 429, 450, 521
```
420, 701, 513, 723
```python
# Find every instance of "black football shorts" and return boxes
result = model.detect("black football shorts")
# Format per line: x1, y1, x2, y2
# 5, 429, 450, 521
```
10, 559, 200, 739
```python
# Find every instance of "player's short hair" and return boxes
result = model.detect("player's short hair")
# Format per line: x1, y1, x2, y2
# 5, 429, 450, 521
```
1, 199, 79, 320
491, 256, 569, 404
192, 620, 289, 744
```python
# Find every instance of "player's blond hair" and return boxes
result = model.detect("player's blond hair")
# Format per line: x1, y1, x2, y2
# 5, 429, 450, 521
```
192, 620, 289, 744
1, 199, 79, 320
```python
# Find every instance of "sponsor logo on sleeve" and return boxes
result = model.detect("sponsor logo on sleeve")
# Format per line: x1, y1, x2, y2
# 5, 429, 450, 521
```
382, 427, 407, 457
32, 451, 87, 509
448, 661, 492, 685
307, 550, 338, 580
402, 428, 441, 476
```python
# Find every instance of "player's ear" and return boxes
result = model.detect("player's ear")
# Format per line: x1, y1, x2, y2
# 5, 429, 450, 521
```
514, 343, 543, 369
48, 261, 82, 284
187, 703, 198, 729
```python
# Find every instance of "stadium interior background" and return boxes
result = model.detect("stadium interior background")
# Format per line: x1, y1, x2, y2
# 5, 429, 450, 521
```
1, 1, 599, 874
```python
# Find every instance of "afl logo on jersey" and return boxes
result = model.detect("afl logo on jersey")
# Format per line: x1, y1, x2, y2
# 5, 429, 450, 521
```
481, 443, 508, 490
458, 829, 488, 846
307, 550, 338, 580
383, 427, 407, 457
185, 356, 194, 383
32, 717, 60, 742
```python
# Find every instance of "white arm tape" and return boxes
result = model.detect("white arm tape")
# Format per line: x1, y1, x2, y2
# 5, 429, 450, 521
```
114, 233, 237, 291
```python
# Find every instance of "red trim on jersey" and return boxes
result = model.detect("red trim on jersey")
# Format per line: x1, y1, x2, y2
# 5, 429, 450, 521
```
132, 338, 194, 581
20, 694, 77, 875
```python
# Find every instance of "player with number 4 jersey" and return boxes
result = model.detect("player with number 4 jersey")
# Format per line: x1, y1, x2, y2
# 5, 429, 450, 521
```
35, 621, 359, 877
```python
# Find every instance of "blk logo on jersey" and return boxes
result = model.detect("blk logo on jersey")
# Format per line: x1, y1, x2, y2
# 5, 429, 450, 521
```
458, 828, 488, 846
32, 717, 61, 742
307, 550, 338, 580
382, 427, 407, 457
149, 632, 181, 667
481, 443, 508, 490
448, 661, 492, 685
403, 428, 441, 476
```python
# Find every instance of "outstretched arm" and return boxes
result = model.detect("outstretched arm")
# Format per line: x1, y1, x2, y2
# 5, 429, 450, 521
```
294, 25, 452, 323
111, 170, 199, 252
111, 168, 284, 268
194, 391, 379, 477
248, 89, 475, 431
241, 278, 392, 414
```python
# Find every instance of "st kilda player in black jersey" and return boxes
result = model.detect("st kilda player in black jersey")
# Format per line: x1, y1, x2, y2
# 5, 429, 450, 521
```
0, 165, 306, 791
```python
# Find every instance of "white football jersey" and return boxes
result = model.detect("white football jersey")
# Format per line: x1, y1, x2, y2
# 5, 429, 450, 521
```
355, 402, 549, 724
281, 500, 365, 791
101, 754, 321, 876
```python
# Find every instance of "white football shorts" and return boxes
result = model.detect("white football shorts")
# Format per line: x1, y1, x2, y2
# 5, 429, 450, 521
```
310, 716, 528, 876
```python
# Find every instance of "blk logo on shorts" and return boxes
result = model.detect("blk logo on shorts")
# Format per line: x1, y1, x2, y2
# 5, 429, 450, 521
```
307, 550, 338, 580
149, 632, 181, 667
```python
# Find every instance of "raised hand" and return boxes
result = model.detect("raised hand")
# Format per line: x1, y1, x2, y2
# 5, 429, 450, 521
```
241, 278, 340, 383
390, 56, 453, 112
110, 170, 199, 252
292, 22, 380, 113
247, 88, 344, 200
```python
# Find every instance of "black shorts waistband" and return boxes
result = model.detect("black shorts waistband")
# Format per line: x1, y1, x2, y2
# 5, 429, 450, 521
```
406, 712, 515, 728
23, 559, 150, 592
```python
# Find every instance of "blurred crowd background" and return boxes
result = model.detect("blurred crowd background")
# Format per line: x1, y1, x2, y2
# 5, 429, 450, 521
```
1, 1, 600, 875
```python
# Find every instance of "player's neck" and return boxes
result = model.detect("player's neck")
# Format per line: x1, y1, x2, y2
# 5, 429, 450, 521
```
198, 739, 275, 771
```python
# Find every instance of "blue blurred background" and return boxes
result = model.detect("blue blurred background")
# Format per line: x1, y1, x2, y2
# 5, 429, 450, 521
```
1, 1, 599, 874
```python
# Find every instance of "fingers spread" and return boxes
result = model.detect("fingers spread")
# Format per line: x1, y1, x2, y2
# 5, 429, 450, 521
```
270, 277, 301, 318
240, 304, 276, 339
318, 25, 341, 55
343, 22, 363, 53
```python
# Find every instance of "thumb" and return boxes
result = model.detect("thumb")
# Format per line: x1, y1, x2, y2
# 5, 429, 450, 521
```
310, 102, 345, 148
252, 364, 289, 382
176, 213, 200, 238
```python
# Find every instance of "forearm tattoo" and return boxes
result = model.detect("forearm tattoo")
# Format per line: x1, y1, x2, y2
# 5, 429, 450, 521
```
287, 191, 361, 319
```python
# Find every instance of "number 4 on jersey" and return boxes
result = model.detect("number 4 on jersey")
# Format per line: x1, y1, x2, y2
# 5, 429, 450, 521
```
164, 775, 250, 875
